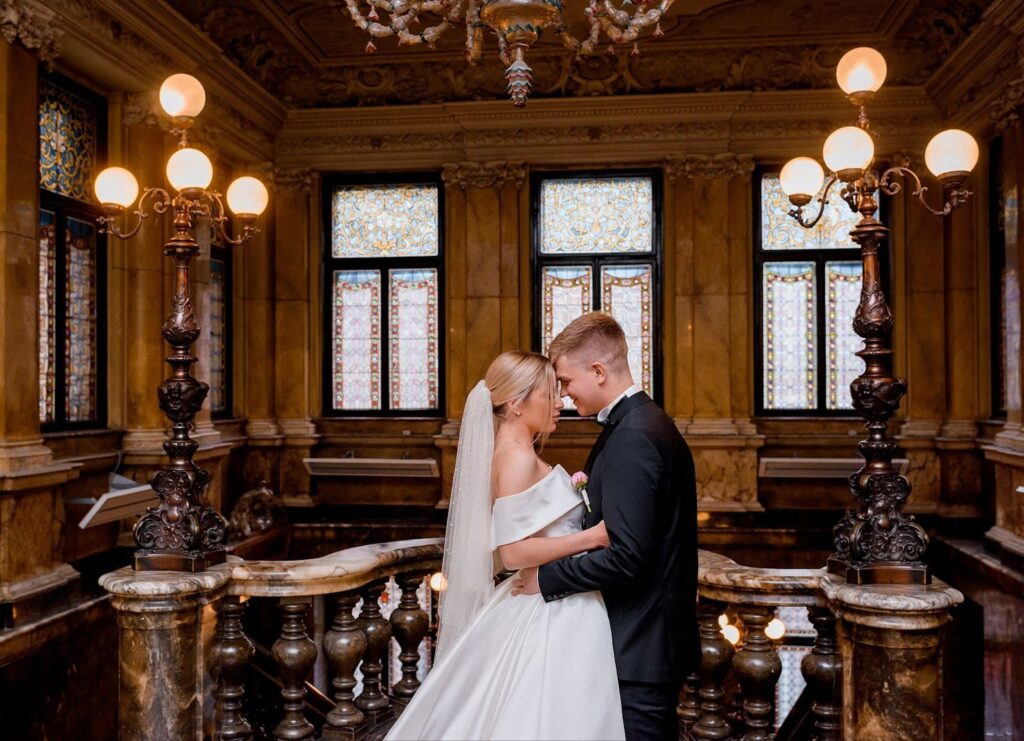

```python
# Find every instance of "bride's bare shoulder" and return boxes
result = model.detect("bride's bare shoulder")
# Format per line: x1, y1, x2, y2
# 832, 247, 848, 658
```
492, 445, 542, 500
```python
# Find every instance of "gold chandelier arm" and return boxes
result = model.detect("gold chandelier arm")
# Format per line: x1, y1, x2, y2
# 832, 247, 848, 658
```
594, 0, 674, 43
398, 18, 452, 45
787, 175, 839, 229
206, 190, 259, 247
97, 187, 171, 240
466, 9, 484, 64
879, 165, 972, 217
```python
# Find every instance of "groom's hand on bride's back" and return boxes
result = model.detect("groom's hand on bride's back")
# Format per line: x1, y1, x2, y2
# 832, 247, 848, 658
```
511, 566, 540, 596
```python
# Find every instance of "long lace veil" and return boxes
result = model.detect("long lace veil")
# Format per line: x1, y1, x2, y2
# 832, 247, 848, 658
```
434, 380, 496, 661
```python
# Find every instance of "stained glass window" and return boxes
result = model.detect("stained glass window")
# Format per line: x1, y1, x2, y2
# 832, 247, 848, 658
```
332, 185, 439, 258
757, 171, 875, 413
38, 210, 57, 424
534, 173, 661, 405
602, 266, 654, 394
539, 177, 654, 254
208, 254, 229, 415
761, 175, 872, 251
325, 178, 443, 415
389, 269, 439, 410
763, 263, 817, 410
39, 78, 98, 202
38, 75, 106, 429
541, 267, 593, 353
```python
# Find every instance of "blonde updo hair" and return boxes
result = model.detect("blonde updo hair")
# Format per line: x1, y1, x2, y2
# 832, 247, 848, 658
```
484, 351, 557, 447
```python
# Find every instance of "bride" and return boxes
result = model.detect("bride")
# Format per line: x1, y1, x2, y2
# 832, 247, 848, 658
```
386, 350, 626, 740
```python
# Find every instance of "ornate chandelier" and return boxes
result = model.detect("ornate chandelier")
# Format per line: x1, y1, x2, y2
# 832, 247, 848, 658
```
342, 0, 677, 106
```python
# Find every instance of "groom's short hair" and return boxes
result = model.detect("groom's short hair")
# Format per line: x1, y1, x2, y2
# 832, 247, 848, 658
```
548, 312, 629, 373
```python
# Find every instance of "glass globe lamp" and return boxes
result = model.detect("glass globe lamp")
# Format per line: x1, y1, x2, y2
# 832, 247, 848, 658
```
836, 47, 887, 99
924, 129, 979, 185
823, 126, 875, 181
226, 176, 269, 217
780, 157, 825, 206
94, 167, 140, 209
165, 148, 213, 192
159, 74, 206, 119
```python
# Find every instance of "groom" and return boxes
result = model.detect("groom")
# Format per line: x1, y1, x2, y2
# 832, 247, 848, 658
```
512, 312, 699, 741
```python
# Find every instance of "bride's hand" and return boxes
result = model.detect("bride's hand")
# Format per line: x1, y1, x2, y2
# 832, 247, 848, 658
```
586, 521, 610, 549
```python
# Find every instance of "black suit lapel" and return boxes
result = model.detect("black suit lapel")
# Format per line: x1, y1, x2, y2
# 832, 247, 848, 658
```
583, 423, 615, 476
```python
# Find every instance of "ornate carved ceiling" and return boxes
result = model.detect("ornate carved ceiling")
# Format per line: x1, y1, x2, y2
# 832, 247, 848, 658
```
173, 0, 992, 107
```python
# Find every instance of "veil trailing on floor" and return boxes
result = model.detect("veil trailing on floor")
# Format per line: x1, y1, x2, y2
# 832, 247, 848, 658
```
435, 380, 496, 660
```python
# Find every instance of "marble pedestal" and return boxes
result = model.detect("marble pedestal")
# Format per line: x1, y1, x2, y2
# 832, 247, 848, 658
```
99, 565, 232, 741
822, 575, 963, 740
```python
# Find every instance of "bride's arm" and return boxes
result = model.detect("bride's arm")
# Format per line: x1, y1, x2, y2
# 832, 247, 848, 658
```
498, 523, 607, 571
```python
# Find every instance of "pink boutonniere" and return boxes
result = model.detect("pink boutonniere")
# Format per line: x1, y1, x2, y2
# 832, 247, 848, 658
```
571, 471, 592, 513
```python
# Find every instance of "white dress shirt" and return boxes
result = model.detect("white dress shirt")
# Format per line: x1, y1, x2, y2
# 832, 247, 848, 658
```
596, 384, 643, 424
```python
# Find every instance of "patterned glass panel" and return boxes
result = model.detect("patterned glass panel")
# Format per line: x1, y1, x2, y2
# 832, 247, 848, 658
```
601, 265, 654, 394
332, 270, 382, 410
761, 175, 871, 251
775, 645, 811, 730
539, 177, 654, 254
763, 262, 817, 409
38, 210, 57, 423
332, 185, 439, 258
541, 266, 593, 354
825, 261, 863, 410
389, 269, 439, 410
1005, 186, 1021, 415
65, 217, 98, 422
39, 79, 97, 202
208, 256, 228, 414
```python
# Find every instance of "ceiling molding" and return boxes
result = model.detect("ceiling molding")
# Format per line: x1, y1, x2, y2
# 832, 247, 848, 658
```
275, 87, 942, 170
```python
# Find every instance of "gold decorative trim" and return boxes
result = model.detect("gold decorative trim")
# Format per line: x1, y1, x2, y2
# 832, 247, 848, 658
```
664, 154, 755, 182
441, 161, 527, 190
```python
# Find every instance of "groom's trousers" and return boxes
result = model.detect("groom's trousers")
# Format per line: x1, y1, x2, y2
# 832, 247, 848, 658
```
618, 681, 680, 741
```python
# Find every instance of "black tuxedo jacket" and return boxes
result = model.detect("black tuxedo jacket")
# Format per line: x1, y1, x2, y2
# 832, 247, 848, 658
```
538, 392, 700, 684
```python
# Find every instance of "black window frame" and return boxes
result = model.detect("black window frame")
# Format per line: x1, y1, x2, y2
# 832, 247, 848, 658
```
209, 240, 233, 420
321, 172, 446, 418
530, 168, 664, 410
753, 164, 889, 417
38, 71, 108, 432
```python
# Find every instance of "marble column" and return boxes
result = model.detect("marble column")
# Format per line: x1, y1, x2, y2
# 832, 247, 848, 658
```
274, 169, 320, 506
0, 38, 79, 623
436, 162, 527, 503
822, 575, 962, 740
99, 565, 231, 741
241, 192, 282, 489
664, 156, 763, 512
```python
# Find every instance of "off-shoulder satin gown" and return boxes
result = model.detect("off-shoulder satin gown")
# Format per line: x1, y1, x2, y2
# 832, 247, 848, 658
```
385, 465, 625, 740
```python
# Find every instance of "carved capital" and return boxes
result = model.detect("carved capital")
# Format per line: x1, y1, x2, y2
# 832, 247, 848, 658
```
886, 149, 924, 170
273, 167, 318, 194
664, 154, 755, 182
991, 38, 1024, 132
123, 91, 166, 130
1, 0, 62, 61
441, 161, 527, 190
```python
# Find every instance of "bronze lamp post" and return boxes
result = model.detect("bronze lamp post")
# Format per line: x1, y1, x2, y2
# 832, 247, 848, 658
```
93, 74, 269, 572
780, 47, 979, 585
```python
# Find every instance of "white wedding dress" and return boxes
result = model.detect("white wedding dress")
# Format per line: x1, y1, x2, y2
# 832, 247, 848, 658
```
386, 465, 626, 741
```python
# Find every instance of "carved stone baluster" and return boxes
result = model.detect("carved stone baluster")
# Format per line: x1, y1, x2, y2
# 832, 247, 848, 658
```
692, 599, 734, 740
389, 573, 429, 701
212, 595, 255, 740
802, 607, 842, 741
356, 580, 392, 719
322, 592, 368, 737
732, 605, 782, 741
272, 600, 317, 740
678, 671, 701, 730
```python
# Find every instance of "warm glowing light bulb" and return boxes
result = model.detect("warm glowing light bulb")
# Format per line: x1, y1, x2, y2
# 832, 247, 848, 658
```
718, 614, 729, 628
765, 617, 786, 640
924, 129, 979, 179
780, 157, 825, 199
226, 176, 269, 217
159, 74, 206, 118
722, 624, 741, 646
165, 148, 213, 192
836, 47, 887, 95
823, 126, 874, 176
94, 167, 139, 208
429, 572, 447, 592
